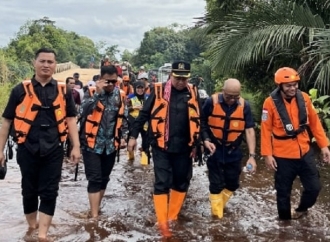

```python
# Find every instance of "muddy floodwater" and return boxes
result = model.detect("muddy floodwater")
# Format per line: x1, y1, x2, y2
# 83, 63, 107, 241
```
1, 142, 330, 242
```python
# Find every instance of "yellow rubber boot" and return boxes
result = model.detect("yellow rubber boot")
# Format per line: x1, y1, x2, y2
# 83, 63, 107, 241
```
222, 189, 233, 208
140, 151, 148, 165
168, 189, 186, 221
153, 194, 172, 238
127, 151, 135, 161
209, 193, 224, 218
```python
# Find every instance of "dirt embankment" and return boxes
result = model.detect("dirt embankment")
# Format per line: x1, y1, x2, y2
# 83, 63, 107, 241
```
53, 68, 99, 85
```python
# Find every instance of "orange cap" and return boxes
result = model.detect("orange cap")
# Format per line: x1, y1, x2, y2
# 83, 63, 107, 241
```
274, 67, 300, 84
123, 75, 130, 81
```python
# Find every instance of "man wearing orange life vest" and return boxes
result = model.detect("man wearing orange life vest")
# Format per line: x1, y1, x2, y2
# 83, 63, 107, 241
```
201, 78, 256, 219
79, 65, 127, 220
261, 67, 330, 220
0, 48, 81, 241
120, 75, 134, 96
127, 61, 203, 238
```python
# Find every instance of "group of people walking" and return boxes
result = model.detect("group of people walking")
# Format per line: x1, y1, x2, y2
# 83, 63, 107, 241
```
0, 48, 329, 241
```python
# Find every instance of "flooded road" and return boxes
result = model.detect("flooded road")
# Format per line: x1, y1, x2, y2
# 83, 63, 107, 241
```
1, 143, 330, 242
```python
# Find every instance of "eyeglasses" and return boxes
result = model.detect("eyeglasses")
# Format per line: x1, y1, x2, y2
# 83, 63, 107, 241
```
104, 79, 117, 84
223, 91, 240, 100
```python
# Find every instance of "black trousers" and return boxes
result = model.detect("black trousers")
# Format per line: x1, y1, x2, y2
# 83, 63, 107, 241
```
206, 150, 242, 194
128, 116, 149, 154
83, 149, 116, 193
152, 146, 192, 194
140, 129, 149, 153
274, 148, 321, 220
17, 144, 64, 216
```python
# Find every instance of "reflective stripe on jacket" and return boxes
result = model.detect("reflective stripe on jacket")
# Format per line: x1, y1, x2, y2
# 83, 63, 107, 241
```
84, 90, 125, 149
14, 80, 67, 143
261, 89, 328, 158
208, 93, 245, 145
270, 88, 307, 139
130, 96, 148, 131
150, 82, 200, 149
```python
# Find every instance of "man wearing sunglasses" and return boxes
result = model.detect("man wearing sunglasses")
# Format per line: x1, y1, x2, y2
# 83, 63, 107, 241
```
201, 78, 256, 219
79, 65, 127, 220
127, 61, 203, 238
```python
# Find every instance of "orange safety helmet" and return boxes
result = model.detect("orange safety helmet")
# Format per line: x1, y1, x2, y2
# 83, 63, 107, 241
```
274, 67, 300, 84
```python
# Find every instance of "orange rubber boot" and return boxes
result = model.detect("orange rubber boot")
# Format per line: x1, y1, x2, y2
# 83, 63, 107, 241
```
153, 194, 172, 238
168, 189, 186, 221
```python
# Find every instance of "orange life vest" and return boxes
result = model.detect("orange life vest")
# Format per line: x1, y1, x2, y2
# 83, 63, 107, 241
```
145, 87, 151, 95
150, 83, 200, 149
88, 86, 96, 97
84, 89, 125, 149
119, 83, 133, 96
208, 93, 245, 145
14, 80, 67, 144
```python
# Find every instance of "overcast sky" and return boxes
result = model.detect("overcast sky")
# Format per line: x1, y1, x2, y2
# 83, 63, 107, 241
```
0, 0, 206, 54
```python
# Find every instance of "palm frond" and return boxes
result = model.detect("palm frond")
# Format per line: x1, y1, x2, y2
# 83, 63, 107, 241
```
205, 1, 325, 74
302, 28, 330, 93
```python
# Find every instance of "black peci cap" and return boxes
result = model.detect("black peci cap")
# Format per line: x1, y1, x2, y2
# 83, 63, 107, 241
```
171, 61, 190, 78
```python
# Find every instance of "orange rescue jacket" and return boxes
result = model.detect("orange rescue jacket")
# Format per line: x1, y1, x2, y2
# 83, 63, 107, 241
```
150, 82, 200, 149
208, 93, 245, 145
88, 86, 96, 97
261, 89, 328, 159
84, 90, 125, 149
119, 83, 133, 96
14, 80, 67, 144
145, 86, 151, 95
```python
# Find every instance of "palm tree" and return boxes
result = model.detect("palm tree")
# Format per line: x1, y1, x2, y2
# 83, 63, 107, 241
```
201, 0, 330, 94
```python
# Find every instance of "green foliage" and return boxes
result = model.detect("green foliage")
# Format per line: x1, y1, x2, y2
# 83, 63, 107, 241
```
200, 0, 330, 121
121, 49, 134, 63
132, 25, 204, 70
0, 16, 121, 90
191, 58, 215, 94
214, 76, 264, 123
309, 88, 330, 133
6, 17, 99, 68
0, 83, 14, 115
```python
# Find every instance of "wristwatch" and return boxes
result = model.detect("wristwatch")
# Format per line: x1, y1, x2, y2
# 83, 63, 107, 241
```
249, 153, 256, 158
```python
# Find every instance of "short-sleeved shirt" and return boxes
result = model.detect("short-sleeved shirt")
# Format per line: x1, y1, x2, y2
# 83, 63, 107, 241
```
2, 76, 77, 156
201, 93, 255, 162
